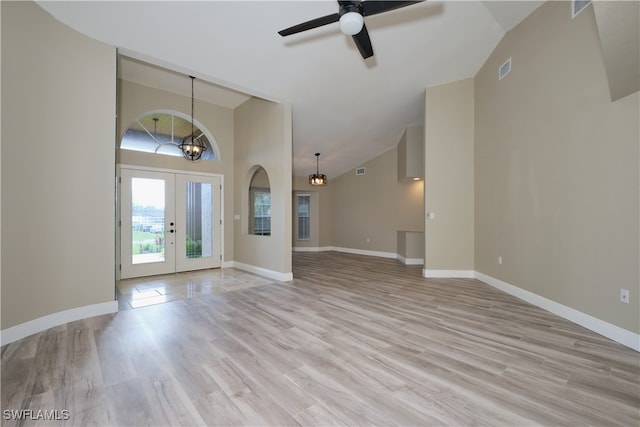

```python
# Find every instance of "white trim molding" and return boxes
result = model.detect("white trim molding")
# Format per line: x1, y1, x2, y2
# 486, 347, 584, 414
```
474, 272, 640, 352
221, 260, 235, 269
0, 300, 118, 346
118, 164, 224, 178
293, 245, 399, 260
332, 246, 397, 259
293, 246, 422, 266
398, 255, 424, 265
292, 246, 334, 252
231, 261, 293, 282
423, 269, 475, 278
293, 247, 423, 266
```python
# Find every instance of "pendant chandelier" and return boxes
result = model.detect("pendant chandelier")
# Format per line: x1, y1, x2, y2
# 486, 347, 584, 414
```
179, 75, 207, 161
309, 153, 327, 186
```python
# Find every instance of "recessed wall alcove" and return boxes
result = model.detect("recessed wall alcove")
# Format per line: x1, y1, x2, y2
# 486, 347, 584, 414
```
247, 166, 271, 236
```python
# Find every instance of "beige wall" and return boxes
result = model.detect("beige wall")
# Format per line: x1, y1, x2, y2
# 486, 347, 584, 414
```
117, 80, 235, 262
475, 1, 639, 333
234, 97, 292, 276
424, 79, 475, 272
1, 1, 116, 328
397, 231, 424, 261
331, 147, 424, 254
398, 125, 425, 181
250, 167, 270, 189
592, 1, 640, 101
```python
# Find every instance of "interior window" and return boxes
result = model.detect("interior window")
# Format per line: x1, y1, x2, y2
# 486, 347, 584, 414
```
249, 167, 271, 236
121, 112, 216, 160
297, 194, 310, 240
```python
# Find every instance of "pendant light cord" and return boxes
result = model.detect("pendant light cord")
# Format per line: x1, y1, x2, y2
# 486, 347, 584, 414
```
180, 74, 205, 161
190, 76, 195, 141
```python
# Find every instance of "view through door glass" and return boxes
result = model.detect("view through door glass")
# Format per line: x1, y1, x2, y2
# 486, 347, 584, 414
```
131, 177, 166, 264
185, 181, 213, 259
120, 169, 176, 279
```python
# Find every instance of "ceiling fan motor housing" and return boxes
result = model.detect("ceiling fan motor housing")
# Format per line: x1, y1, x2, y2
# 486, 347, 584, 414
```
338, 1, 361, 17
338, 2, 364, 35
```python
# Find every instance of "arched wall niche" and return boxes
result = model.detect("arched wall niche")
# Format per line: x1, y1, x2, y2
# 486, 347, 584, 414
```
244, 165, 271, 236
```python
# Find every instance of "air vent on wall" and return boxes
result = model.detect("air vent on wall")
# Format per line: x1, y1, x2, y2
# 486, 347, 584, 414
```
499, 58, 512, 80
572, 0, 591, 19
356, 167, 366, 176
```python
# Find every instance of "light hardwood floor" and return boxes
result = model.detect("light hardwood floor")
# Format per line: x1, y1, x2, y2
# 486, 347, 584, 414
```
2, 252, 639, 426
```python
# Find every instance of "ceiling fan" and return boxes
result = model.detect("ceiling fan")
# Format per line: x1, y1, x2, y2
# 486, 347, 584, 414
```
278, 1, 425, 59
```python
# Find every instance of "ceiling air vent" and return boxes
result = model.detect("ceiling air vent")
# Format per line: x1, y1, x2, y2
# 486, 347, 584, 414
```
572, 0, 591, 19
356, 167, 366, 176
498, 58, 512, 80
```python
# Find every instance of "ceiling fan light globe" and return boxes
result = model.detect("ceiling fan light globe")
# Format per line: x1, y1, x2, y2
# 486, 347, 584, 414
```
339, 12, 364, 35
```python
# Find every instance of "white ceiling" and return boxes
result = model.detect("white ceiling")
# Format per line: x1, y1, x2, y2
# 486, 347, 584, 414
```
37, 0, 542, 178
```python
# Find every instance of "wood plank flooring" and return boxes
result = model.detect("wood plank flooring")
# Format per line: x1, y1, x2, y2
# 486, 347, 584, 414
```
2, 251, 639, 426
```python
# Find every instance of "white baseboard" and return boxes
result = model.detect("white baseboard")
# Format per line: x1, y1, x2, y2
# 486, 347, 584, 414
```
474, 272, 640, 352
292, 246, 334, 252
331, 246, 397, 259
423, 269, 475, 278
231, 261, 293, 282
398, 255, 424, 265
0, 300, 118, 346
221, 260, 235, 268
294, 246, 424, 266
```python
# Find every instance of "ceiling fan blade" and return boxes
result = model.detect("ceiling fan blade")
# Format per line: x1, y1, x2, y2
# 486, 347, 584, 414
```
278, 13, 340, 36
352, 23, 374, 59
361, 0, 424, 17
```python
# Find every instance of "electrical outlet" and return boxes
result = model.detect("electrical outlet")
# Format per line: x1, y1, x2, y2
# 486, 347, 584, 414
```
498, 256, 503, 265
620, 289, 629, 304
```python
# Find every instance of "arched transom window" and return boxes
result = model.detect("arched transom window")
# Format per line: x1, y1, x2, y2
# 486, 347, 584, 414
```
120, 111, 219, 161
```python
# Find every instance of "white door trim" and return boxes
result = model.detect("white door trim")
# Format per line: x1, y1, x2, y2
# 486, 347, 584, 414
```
118, 164, 223, 179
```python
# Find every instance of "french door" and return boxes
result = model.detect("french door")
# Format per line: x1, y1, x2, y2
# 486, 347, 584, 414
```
120, 168, 221, 279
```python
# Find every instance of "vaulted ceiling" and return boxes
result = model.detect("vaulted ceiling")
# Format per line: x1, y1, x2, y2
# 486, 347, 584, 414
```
37, 1, 543, 178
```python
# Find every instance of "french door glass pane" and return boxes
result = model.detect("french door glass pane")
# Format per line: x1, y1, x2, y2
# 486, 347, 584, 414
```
131, 178, 165, 264
185, 181, 213, 259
